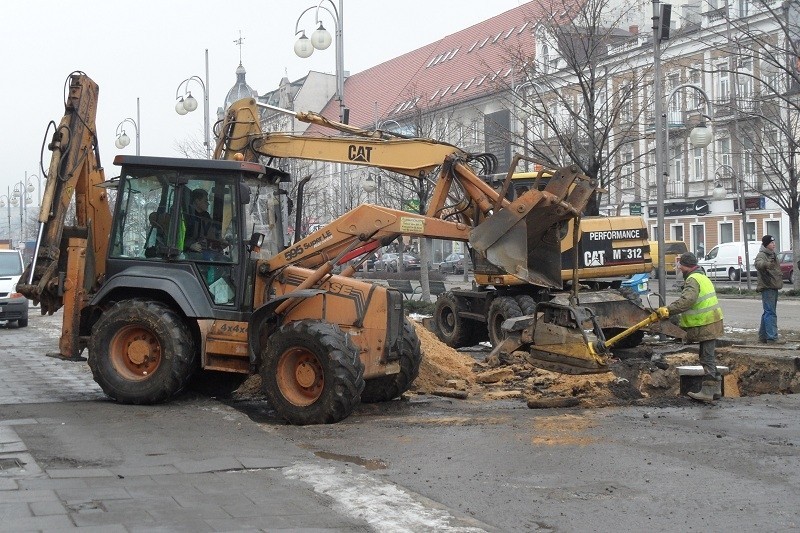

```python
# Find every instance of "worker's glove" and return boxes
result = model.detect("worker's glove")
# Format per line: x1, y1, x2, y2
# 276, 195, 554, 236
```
656, 306, 670, 319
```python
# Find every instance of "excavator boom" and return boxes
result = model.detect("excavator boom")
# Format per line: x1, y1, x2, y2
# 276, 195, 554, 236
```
215, 98, 597, 288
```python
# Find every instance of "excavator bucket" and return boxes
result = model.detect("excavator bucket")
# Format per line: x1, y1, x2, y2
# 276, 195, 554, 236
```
490, 302, 610, 374
470, 165, 595, 288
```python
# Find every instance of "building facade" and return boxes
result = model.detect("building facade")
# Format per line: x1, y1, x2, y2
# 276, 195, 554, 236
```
247, 0, 797, 256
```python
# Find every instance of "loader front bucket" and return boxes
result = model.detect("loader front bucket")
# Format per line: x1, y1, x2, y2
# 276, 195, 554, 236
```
470, 165, 595, 288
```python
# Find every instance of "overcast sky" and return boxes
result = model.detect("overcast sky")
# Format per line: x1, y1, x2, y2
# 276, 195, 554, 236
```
1, 0, 523, 207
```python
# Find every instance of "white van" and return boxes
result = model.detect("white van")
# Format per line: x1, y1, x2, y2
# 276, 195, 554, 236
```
0, 249, 29, 327
697, 241, 761, 281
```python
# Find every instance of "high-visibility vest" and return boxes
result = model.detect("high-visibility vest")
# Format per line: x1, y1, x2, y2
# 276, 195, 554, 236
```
679, 272, 724, 328
177, 216, 186, 251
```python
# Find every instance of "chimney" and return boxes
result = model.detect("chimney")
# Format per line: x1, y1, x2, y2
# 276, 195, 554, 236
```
629, 25, 639, 35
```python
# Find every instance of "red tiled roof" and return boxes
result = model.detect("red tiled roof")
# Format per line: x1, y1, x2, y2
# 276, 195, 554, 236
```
307, 1, 546, 134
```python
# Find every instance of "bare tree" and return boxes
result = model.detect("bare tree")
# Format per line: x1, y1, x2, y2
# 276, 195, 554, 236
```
498, 0, 650, 216
173, 136, 207, 159
707, 0, 800, 288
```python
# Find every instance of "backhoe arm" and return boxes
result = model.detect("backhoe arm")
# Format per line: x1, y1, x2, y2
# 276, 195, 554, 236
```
18, 73, 113, 321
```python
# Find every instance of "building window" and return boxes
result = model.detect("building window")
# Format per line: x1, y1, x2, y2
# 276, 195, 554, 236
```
692, 147, 703, 182
620, 83, 632, 122
672, 224, 684, 242
541, 45, 550, 74
745, 220, 756, 241
691, 224, 705, 257
673, 146, 682, 181
621, 151, 634, 189
766, 220, 780, 249
719, 222, 733, 243
717, 66, 729, 101
737, 0, 749, 17
718, 138, 731, 169
689, 69, 703, 108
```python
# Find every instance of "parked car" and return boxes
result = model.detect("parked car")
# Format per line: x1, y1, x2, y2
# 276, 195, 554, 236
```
697, 241, 760, 281
0, 249, 29, 327
348, 256, 375, 272
374, 253, 421, 272
778, 250, 795, 283
438, 253, 471, 274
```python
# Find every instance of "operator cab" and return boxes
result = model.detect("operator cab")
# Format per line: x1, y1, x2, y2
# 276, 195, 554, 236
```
107, 155, 289, 312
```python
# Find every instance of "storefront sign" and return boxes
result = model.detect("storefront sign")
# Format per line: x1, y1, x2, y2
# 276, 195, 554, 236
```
733, 197, 765, 211
647, 201, 704, 218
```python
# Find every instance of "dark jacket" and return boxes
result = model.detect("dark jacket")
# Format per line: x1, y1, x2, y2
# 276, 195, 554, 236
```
754, 246, 783, 291
667, 267, 724, 343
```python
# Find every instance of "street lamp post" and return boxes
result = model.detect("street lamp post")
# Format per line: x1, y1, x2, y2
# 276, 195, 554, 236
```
175, 49, 211, 159
115, 98, 141, 155
712, 164, 751, 289
11, 180, 33, 243
0, 190, 12, 241
294, 0, 345, 214
654, 81, 714, 303
25, 171, 41, 206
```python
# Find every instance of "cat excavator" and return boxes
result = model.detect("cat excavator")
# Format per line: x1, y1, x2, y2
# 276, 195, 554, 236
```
18, 72, 608, 426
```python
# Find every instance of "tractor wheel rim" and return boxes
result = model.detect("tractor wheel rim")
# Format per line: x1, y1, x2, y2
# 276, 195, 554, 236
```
276, 347, 324, 406
109, 325, 162, 380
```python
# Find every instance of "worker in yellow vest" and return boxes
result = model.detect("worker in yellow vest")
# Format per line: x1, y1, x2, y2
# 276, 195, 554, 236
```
656, 252, 724, 402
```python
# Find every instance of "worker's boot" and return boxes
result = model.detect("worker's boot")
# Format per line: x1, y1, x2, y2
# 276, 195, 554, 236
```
687, 379, 717, 403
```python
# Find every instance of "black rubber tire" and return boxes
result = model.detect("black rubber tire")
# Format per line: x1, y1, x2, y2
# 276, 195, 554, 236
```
189, 370, 249, 398
17, 318, 28, 328
88, 299, 196, 405
728, 267, 740, 282
515, 295, 536, 316
487, 296, 523, 347
260, 320, 364, 425
362, 318, 422, 402
433, 291, 473, 348
604, 328, 645, 349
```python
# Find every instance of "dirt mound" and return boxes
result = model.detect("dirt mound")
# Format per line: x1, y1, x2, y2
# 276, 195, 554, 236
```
411, 320, 632, 408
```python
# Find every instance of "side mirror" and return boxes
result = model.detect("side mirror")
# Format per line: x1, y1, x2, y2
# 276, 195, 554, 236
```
247, 232, 264, 254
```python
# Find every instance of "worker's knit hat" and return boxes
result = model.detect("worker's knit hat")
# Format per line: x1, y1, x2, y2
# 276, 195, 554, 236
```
762, 235, 774, 246
679, 252, 698, 267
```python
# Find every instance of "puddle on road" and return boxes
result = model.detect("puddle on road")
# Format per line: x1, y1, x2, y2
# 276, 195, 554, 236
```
312, 450, 388, 470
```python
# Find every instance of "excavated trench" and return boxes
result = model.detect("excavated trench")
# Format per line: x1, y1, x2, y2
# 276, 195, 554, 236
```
403, 321, 800, 409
